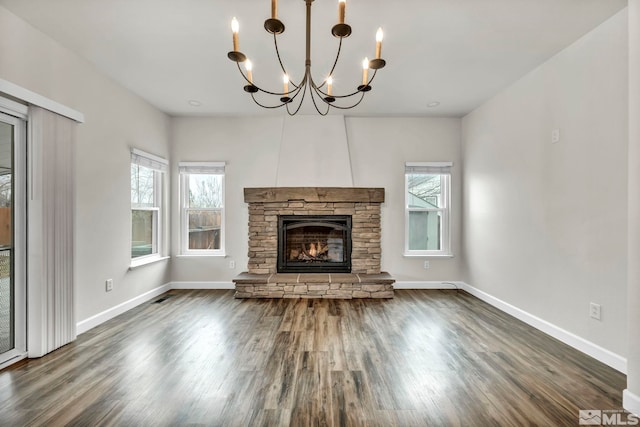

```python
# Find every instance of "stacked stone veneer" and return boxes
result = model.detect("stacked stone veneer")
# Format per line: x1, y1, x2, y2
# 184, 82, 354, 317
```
234, 273, 394, 299
235, 187, 394, 299
245, 187, 384, 275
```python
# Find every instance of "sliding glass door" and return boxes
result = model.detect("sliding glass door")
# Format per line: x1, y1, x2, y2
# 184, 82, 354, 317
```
0, 111, 26, 367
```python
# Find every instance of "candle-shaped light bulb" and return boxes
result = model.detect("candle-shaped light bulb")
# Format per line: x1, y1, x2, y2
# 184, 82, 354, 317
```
362, 57, 369, 85
283, 74, 289, 95
327, 76, 333, 95
375, 27, 383, 59
338, 0, 346, 24
271, 0, 278, 19
231, 17, 239, 51
245, 59, 253, 84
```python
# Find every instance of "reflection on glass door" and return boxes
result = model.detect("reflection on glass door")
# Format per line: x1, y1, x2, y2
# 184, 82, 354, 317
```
0, 111, 26, 366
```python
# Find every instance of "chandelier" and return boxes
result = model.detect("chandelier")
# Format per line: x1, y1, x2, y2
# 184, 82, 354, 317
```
227, 0, 386, 115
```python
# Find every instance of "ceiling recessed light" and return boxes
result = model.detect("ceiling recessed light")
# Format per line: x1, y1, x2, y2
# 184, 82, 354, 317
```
427, 101, 440, 108
188, 100, 202, 107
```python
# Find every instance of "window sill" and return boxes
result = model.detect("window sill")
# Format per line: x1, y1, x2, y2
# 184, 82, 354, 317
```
403, 253, 454, 258
129, 255, 170, 270
176, 253, 227, 258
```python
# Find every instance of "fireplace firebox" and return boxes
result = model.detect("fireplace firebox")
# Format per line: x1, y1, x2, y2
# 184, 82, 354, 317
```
277, 215, 352, 273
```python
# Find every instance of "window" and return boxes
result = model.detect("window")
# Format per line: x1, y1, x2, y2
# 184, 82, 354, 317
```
405, 162, 452, 256
179, 162, 225, 255
131, 149, 167, 261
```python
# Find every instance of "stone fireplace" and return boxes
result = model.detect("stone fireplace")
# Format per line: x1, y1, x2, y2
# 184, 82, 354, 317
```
233, 187, 394, 298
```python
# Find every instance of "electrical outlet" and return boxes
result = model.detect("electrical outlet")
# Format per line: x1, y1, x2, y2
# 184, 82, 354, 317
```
552, 128, 561, 143
423, 261, 430, 270
589, 302, 601, 320
229, 260, 236, 269
105, 279, 113, 292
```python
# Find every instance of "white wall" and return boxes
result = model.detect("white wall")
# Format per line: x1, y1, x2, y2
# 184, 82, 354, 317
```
625, 0, 640, 415
276, 115, 354, 187
0, 6, 171, 323
169, 116, 283, 282
170, 116, 462, 283
346, 117, 462, 281
462, 10, 628, 356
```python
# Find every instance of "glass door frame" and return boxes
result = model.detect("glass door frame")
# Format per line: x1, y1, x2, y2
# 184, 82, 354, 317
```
0, 106, 27, 369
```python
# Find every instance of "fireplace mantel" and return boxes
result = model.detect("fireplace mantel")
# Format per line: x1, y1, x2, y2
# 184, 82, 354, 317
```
244, 187, 385, 204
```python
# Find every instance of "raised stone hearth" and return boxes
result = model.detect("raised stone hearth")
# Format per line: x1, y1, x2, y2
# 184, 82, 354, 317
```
234, 187, 394, 298
234, 272, 394, 299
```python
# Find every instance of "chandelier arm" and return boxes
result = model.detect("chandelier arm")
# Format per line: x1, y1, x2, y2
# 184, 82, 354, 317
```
367, 69, 379, 86
250, 93, 291, 109
287, 85, 305, 103
285, 73, 308, 103
323, 91, 367, 110
309, 76, 366, 111
308, 84, 331, 115
235, 61, 252, 85
321, 37, 344, 89
306, 37, 344, 91
307, 74, 347, 100
328, 70, 379, 98
273, 34, 301, 90
247, 75, 306, 109
308, 75, 326, 95
236, 62, 294, 96
308, 86, 362, 98
285, 78, 310, 116
256, 84, 303, 97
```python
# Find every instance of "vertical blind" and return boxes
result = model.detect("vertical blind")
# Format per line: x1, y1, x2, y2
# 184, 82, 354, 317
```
131, 148, 168, 171
28, 106, 77, 357
178, 161, 225, 174
405, 162, 453, 175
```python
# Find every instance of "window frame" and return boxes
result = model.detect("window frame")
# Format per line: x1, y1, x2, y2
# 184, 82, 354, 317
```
404, 162, 452, 257
179, 162, 226, 256
130, 148, 167, 264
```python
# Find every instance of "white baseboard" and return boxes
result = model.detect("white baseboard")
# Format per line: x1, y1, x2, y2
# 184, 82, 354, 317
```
76, 282, 233, 335
76, 283, 171, 334
459, 282, 627, 374
169, 281, 234, 290
624, 389, 640, 416
393, 281, 461, 290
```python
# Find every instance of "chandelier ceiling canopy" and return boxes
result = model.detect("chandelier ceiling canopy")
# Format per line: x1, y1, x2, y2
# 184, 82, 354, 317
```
227, 0, 386, 116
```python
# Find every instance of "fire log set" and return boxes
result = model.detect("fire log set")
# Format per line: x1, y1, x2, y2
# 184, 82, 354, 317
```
290, 241, 330, 262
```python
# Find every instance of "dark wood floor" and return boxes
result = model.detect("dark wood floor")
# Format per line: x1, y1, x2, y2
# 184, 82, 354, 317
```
0, 290, 626, 426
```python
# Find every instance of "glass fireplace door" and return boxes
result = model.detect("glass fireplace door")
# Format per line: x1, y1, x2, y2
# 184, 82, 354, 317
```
277, 215, 352, 273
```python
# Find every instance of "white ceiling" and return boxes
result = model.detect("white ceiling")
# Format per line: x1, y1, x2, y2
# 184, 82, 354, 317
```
0, 0, 627, 117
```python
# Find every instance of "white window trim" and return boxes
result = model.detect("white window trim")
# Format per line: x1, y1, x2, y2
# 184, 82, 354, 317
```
0, 96, 28, 119
0, 109, 27, 367
0, 78, 84, 123
129, 255, 170, 269
404, 162, 453, 257
131, 149, 167, 264
179, 161, 226, 256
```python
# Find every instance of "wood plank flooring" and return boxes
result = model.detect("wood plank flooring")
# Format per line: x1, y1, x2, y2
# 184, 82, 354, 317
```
0, 290, 627, 426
